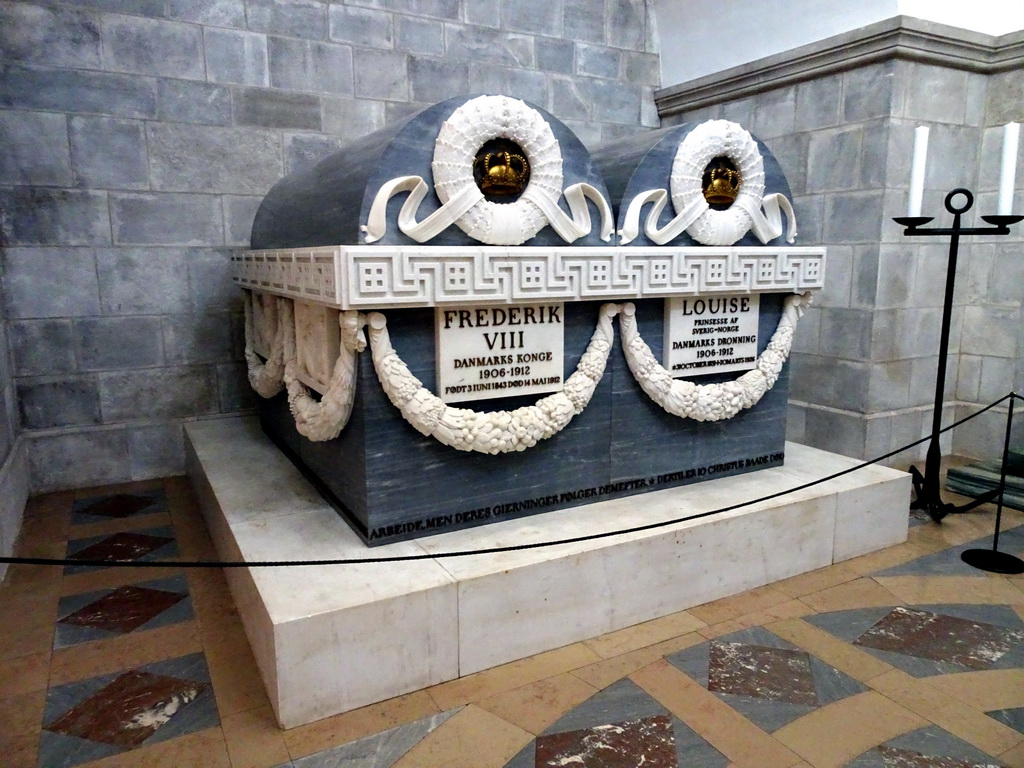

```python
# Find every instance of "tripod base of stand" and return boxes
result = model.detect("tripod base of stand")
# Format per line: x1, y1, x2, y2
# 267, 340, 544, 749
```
960, 548, 1024, 574
909, 465, 1000, 522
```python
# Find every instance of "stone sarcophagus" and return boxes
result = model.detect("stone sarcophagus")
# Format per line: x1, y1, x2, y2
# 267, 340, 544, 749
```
234, 94, 825, 545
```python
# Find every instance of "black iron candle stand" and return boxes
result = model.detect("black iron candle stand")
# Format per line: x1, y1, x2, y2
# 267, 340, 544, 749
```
893, 188, 1023, 522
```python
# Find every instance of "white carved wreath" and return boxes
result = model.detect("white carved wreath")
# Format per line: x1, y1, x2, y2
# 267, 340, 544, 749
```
617, 292, 810, 421
671, 119, 766, 246
365, 304, 620, 454
619, 119, 796, 246
362, 95, 612, 246
433, 94, 563, 244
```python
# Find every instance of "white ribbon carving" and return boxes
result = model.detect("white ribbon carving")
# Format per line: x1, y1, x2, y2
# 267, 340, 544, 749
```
361, 95, 612, 246
620, 119, 797, 246
366, 304, 620, 454
617, 292, 810, 422
244, 290, 286, 398
283, 308, 366, 442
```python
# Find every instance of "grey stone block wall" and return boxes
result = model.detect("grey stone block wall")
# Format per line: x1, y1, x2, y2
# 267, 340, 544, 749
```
0, 0, 660, 493
660, 47, 1023, 465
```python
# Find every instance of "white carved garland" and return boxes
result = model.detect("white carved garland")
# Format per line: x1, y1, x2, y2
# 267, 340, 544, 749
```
619, 119, 797, 247
243, 290, 286, 398
282, 306, 366, 442
617, 292, 810, 422
244, 289, 809, 448
365, 304, 620, 454
362, 95, 613, 246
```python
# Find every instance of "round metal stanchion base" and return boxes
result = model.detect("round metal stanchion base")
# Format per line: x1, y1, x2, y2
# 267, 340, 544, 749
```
960, 548, 1024, 574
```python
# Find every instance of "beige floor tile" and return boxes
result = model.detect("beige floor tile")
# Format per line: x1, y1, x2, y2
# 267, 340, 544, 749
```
4, 543, 65, 593
475, 672, 598, 735
221, 704, 291, 768
391, 704, 532, 768
426, 643, 602, 711
1001, 740, 1024, 768
867, 668, 1023, 757
283, 689, 440, 760
631, 658, 802, 768
798, 576, 902, 613
0, 613, 55, 661
923, 669, 1024, 711
908, 512, 1013, 552
0, 584, 61, 631
0, 689, 46, 768
23, 491, 74, 518
60, 565, 184, 596
772, 561, 861, 598
582, 610, 706, 659
697, 598, 815, 639
874, 574, 1024, 604
202, 629, 271, 718
0, 650, 50, 699
765, 617, 894, 682
689, 584, 792, 625
48, 620, 202, 685
571, 630, 707, 691
844, 540, 939, 575
15, 511, 70, 545
65, 511, 173, 541
772, 690, 928, 768
78, 725, 230, 768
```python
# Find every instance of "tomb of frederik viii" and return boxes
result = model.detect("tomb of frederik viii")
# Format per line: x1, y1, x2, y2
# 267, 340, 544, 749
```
1, 0, 1022, 729
193, 91, 914, 728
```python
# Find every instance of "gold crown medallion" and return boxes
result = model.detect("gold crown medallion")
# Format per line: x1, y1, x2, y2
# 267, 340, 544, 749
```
474, 150, 530, 196
702, 161, 742, 206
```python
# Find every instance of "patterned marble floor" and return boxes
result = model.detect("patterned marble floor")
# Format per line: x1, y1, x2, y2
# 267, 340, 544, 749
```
1, 476, 1023, 768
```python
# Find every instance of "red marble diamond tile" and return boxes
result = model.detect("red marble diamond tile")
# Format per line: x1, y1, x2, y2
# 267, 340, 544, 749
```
46, 670, 206, 749
535, 715, 677, 768
60, 585, 185, 634
68, 532, 173, 563
707, 641, 818, 706
854, 607, 1024, 670
76, 494, 157, 518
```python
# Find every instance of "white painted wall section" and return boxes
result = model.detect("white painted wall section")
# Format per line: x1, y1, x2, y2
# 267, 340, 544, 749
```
654, 0, 1024, 84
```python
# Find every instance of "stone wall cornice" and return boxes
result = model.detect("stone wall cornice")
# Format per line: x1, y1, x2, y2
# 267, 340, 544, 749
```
656, 15, 1024, 117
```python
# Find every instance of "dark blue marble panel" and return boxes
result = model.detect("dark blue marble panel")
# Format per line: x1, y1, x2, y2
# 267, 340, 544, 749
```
607, 293, 788, 484
261, 294, 790, 545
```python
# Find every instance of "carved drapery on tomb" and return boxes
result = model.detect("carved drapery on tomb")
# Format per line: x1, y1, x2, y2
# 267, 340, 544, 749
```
235, 95, 826, 545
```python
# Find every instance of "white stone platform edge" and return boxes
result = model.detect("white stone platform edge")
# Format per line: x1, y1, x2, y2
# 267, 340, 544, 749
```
185, 416, 910, 729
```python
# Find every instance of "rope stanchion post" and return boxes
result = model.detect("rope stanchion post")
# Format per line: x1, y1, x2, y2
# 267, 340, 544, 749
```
960, 393, 1024, 574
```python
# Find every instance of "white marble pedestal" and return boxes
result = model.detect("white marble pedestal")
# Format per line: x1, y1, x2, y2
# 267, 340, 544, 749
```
186, 416, 910, 729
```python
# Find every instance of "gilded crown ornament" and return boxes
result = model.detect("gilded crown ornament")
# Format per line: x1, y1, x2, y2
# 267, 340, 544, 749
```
474, 150, 530, 196
702, 162, 742, 206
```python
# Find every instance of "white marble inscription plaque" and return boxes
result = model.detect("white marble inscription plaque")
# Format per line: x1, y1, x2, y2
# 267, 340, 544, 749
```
665, 294, 760, 376
436, 304, 564, 403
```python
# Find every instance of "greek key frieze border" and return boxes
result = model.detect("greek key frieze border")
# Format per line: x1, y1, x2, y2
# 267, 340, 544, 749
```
233, 245, 826, 308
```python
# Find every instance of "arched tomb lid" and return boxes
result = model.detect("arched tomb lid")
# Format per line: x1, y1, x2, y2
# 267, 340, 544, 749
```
250, 94, 611, 249
590, 121, 793, 247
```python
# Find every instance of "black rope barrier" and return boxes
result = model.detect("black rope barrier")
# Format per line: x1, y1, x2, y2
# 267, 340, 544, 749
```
2, 392, 1019, 569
